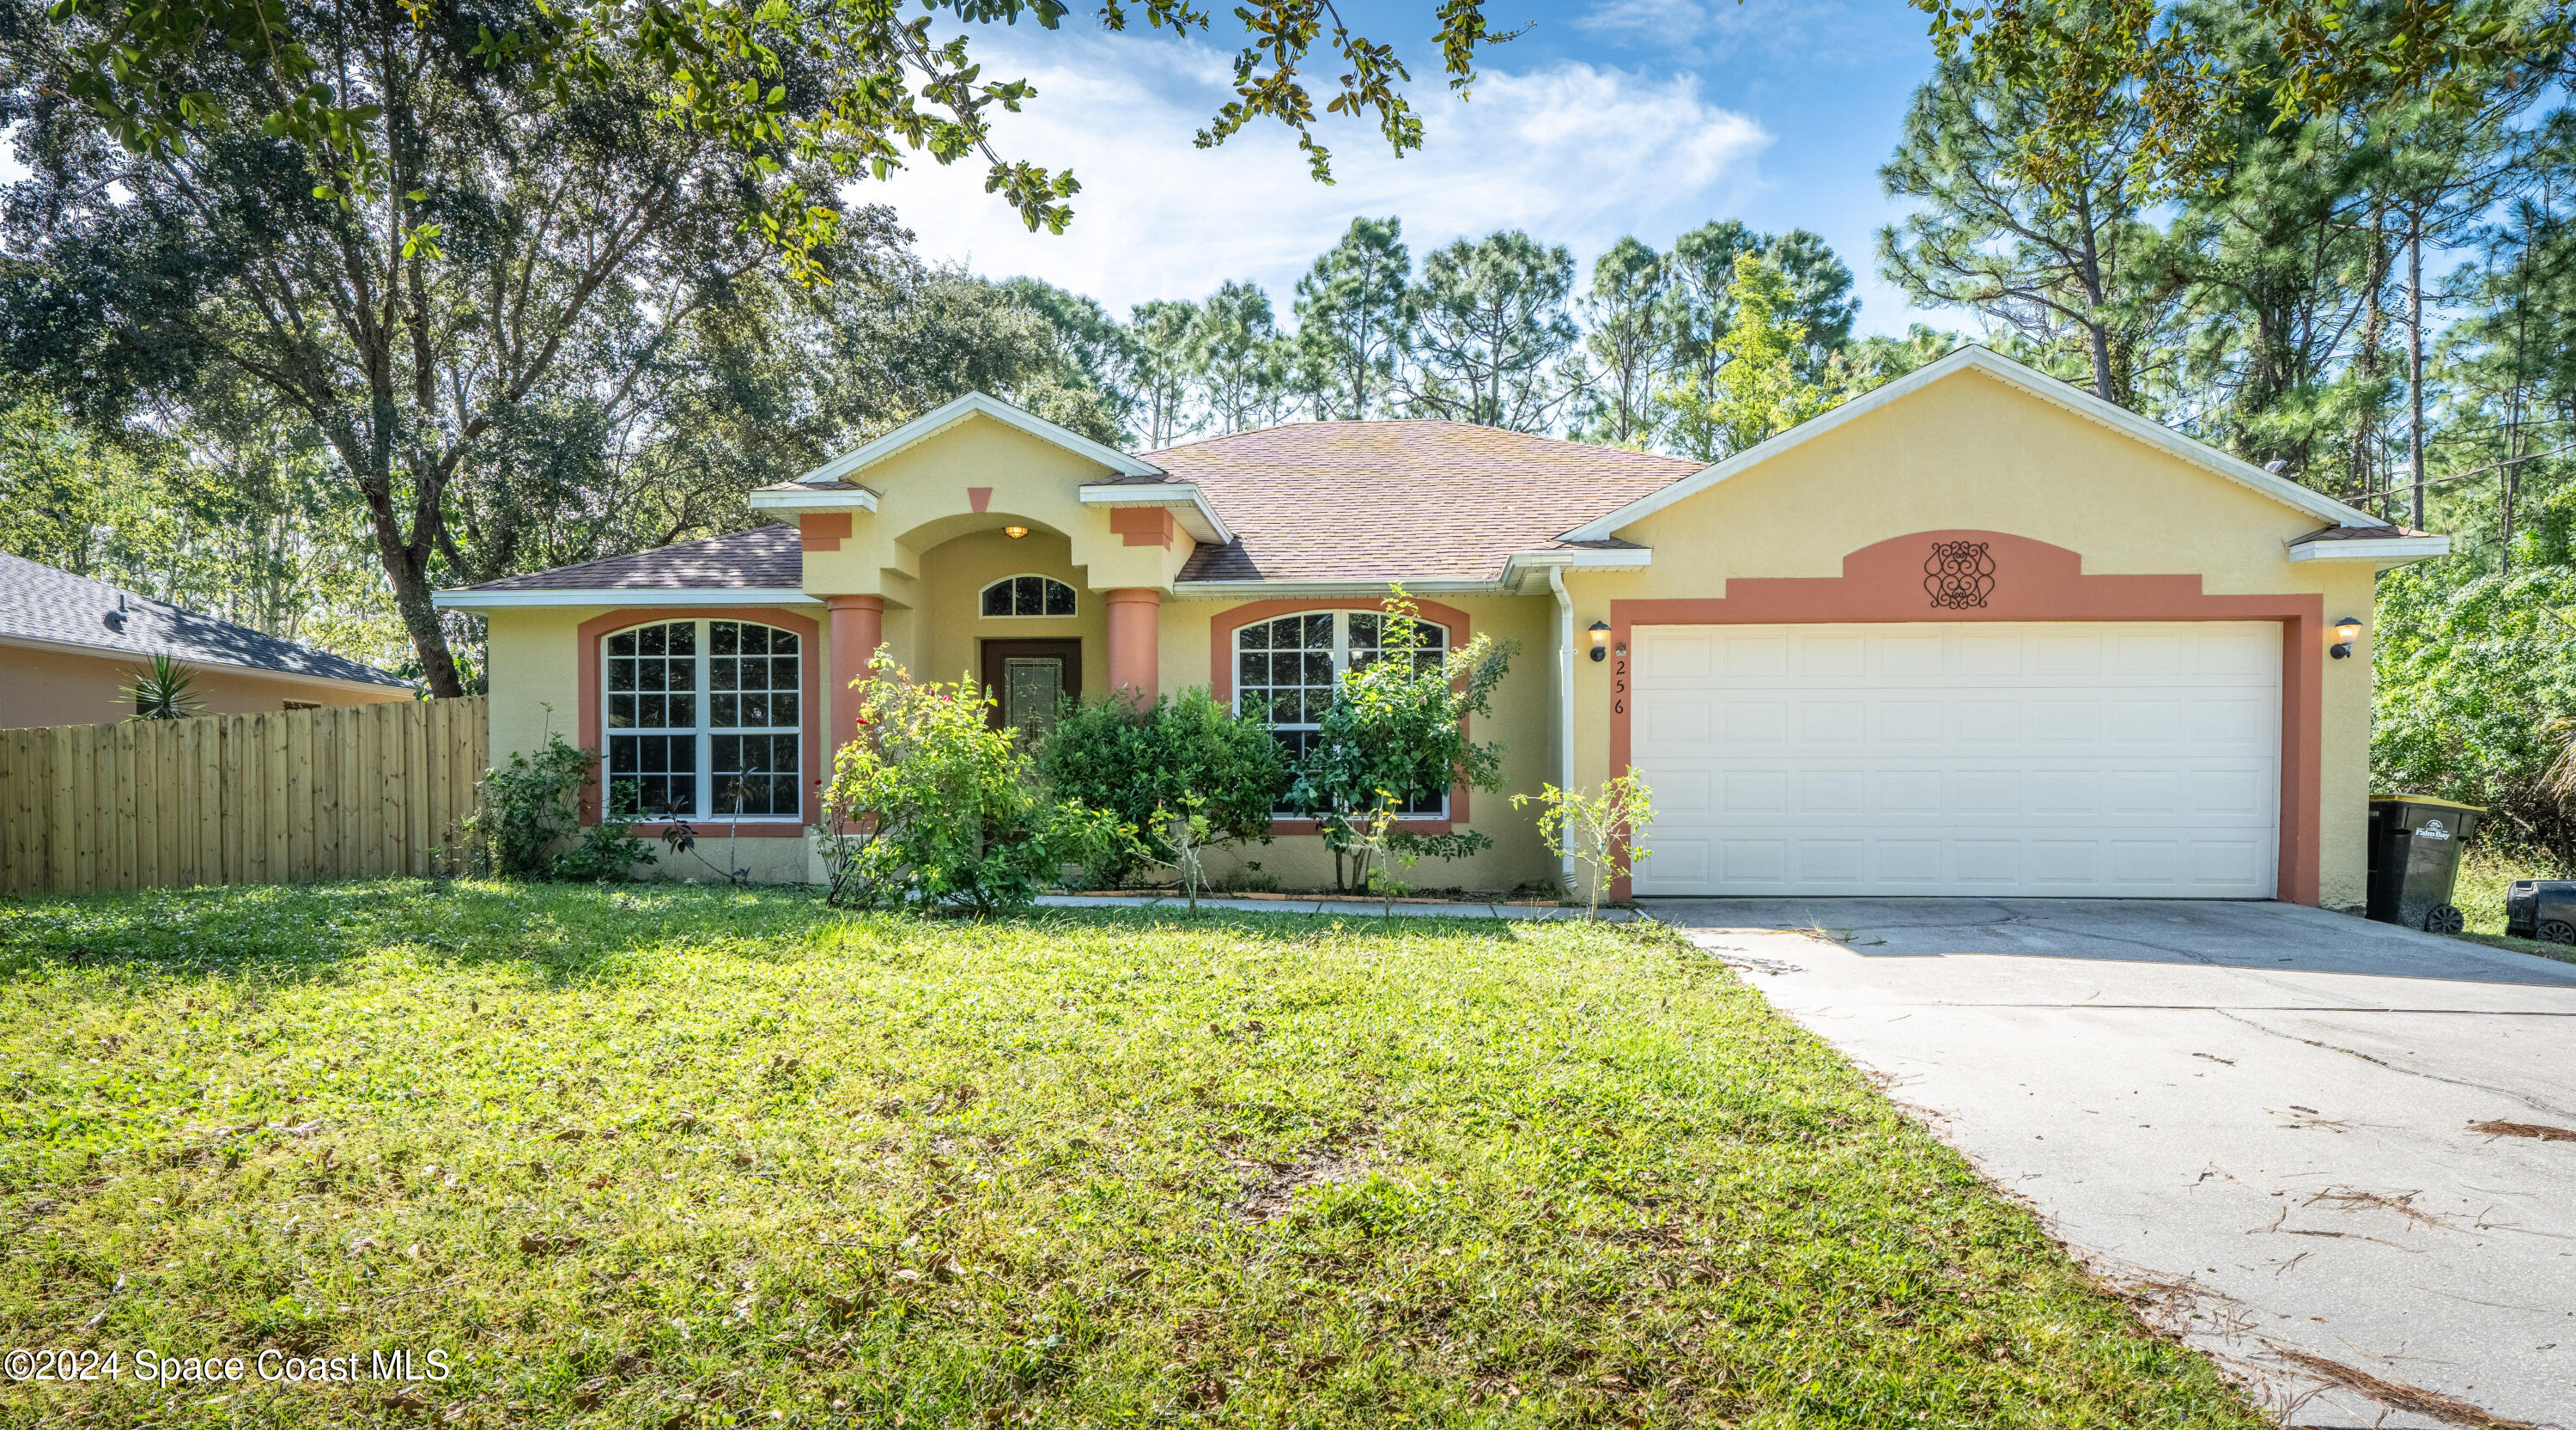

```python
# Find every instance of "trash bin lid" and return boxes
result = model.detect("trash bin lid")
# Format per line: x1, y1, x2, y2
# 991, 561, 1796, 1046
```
2368, 794, 2488, 814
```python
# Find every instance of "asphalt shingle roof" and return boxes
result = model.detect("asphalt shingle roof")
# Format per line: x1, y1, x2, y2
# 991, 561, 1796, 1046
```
1138, 421, 1701, 583
465, 428, 1696, 594
0, 552, 410, 687
453, 526, 804, 592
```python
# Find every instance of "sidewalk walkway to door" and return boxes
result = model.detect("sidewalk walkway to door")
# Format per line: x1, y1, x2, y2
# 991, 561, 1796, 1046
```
1035, 893, 1638, 922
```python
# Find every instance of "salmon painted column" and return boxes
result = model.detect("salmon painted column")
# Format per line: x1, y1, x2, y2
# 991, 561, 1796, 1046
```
825, 594, 884, 747
1103, 588, 1162, 703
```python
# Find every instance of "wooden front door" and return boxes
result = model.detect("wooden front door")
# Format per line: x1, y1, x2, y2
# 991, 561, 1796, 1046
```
980, 639, 1082, 733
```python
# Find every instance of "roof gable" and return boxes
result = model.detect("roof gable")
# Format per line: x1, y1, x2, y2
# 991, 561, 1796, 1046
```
790, 392, 1159, 487
1558, 346, 2387, 543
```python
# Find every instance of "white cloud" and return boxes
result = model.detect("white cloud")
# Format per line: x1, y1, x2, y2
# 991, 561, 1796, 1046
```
858, 33, 1773, 315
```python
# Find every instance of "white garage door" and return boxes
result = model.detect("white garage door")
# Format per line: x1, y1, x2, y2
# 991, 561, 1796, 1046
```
1630, 622, 2280, 898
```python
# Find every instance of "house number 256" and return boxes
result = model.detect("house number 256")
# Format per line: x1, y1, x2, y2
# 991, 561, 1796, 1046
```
1612, 655, 1628, 716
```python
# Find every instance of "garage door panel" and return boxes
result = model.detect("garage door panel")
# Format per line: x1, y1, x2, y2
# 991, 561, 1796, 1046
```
1723, 702, 1787, 744
1801, 701, 1865, 744
1799, 635, 1865, 675
1878, 769, 1945, 813
1631, 622, 2280, 898
1717, 770, 1779, 813
1724, 635, 1788, 675
1640, 630, 1711, 677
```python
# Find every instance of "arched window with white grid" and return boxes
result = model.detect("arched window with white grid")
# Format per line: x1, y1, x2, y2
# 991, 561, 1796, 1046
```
603, 618, 802, 821
1233, 610, 1449, 816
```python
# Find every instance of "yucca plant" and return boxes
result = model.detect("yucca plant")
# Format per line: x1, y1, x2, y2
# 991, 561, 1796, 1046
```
121, 654, 203, 721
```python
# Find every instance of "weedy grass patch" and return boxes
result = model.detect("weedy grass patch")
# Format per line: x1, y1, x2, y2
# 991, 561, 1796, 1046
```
0, 881, 2263, 1427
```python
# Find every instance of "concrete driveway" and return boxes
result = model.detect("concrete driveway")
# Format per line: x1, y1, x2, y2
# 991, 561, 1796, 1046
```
1649, 898, 2576, 1429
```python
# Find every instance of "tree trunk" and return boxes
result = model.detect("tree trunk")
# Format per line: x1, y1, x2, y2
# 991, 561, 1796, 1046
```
2505, 226, 2530, 576
2408, 210, 2426, 531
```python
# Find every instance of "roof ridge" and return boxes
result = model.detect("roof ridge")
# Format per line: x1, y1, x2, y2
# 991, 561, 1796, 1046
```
1142, 419, 1704, 464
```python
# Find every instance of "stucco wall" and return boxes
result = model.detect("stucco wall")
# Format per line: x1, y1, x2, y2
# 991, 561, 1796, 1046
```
1, 642, 410, 730
800, 412, 1194, 602
1558, 368, 2381, 910
914, 529, 1109, 697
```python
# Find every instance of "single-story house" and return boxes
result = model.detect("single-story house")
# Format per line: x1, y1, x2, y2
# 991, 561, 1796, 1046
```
434, 346, 2446, 908
1, 553, 414, 727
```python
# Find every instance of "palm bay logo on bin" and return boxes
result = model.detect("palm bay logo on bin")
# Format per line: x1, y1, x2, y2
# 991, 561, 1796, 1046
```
2417, 819, 2453, 841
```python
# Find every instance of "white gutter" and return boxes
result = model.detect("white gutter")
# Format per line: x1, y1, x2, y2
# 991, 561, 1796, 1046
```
1547, 564, 1577, 898
432, 587, 823, 611
2286, 534, 2451, 564
1077, 484, 1234, 545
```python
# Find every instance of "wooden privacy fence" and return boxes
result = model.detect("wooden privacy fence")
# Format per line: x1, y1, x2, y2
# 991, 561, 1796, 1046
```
0, 697, 487, 897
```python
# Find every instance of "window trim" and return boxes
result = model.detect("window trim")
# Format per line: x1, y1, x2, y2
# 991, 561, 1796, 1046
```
977, 574, 1080, 620
575, 606, 822, 835
1211, 597, 1475, 835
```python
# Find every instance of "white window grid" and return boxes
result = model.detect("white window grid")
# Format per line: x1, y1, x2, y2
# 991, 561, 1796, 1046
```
602, 619, 803, 822
1234, 611, 1449, 818
980, 575, 1078, 618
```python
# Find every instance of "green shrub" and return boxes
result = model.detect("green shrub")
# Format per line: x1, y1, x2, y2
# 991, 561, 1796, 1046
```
1291, 588, 1514, 891
465, 729, 654, 881
1036, 686, 1288, 886
2373, 564, 2576, 865
821, 654, 1144, 915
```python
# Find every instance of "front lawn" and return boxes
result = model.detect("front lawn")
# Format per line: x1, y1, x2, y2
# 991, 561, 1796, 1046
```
0, 883, 2260, 1427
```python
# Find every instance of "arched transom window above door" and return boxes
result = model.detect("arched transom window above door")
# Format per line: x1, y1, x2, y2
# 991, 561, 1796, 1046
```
1233, 611, 1449, 815
603, 618, 801, 820
981, 575, 1078, 618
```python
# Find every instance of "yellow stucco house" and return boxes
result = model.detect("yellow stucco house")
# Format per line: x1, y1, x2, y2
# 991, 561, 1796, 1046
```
434, 346, 2446, 909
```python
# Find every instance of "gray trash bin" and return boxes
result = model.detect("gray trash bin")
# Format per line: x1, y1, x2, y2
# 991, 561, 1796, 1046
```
2366, 795, 2483, 934
2504, 880, 2576, 945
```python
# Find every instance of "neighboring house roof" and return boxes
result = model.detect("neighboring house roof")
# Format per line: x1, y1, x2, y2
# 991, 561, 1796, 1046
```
447, 526, 807, 599
1139, 422, 1701, 583
0, 552, 410, 689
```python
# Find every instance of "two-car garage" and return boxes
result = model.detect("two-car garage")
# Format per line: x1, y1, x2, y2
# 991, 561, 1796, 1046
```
1627, 621, 2282, 898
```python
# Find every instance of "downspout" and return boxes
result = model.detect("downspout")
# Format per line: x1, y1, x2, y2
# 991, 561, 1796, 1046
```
1548, 563, 1577, 898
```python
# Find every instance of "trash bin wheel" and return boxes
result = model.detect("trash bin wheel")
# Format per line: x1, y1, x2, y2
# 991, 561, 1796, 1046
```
2540, 919, 2576, 946
2422, 904, 2466, 935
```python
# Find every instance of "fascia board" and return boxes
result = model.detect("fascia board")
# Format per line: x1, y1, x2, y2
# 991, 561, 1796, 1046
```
796, 392, 1161, 485
747, 486, 878, 514
432, 587, 823, 610
2287, 535, 2451, 564
1077, 484, 1234, 544
0, 632, 413, 694
1558, 346, 2386, 542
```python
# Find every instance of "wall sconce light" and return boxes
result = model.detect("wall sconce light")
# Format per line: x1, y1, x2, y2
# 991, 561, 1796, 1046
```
1588, 621, 1612, 662
1003, 525, 1030, 540
2330, 615, 2362, 660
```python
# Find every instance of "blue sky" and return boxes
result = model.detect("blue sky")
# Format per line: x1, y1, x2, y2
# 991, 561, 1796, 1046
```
866, 0, 1947, 337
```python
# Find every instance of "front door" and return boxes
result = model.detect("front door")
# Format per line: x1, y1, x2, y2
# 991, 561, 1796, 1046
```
980, 639, 1082, 735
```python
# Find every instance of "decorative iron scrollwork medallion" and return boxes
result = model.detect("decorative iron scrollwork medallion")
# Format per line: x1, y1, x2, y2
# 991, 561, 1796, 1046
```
1924, 540, 1996, 609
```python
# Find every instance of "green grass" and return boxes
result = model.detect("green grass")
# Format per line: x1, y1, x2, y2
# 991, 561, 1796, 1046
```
2453, 845, 2576, 964
0, 882, 2263, 1428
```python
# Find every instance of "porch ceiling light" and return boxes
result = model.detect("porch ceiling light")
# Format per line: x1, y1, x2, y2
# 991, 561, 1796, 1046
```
2330, 615, 2363, 660
1588, 620, 1612, 663
1003, 525, 1030, 539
